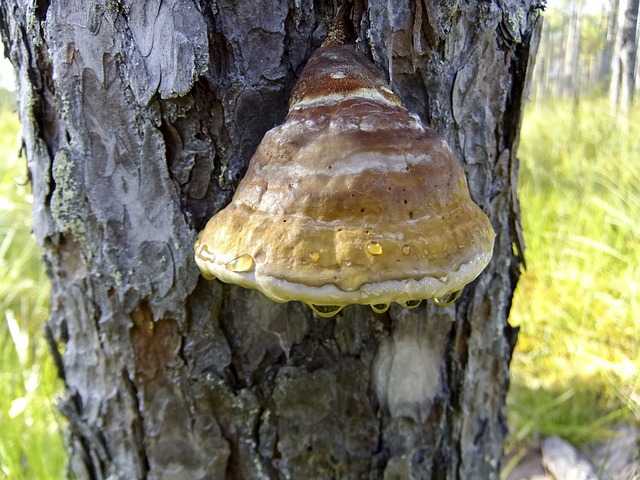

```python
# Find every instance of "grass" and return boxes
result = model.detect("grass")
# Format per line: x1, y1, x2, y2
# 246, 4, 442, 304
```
508, 98, 640, 447
0, 95, 637, 478
0, 107, 66, 479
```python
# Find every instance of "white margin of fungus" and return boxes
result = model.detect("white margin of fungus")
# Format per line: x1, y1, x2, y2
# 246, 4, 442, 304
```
195, 248, 493, 306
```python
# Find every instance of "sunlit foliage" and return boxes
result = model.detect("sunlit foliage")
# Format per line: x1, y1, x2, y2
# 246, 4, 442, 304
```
508, 98, 639, 446
0, 107, 66, 479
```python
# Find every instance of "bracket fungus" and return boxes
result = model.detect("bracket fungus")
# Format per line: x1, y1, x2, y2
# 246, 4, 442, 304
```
195, 37, 495, 318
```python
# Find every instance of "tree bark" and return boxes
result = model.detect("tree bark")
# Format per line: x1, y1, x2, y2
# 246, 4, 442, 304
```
562, 2, 581, 100
610, 0, 640, 113
0, 1, 541, 479
600, 0, 620, 86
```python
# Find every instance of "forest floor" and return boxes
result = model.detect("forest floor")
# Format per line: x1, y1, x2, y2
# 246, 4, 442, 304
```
0, 97, 637, 479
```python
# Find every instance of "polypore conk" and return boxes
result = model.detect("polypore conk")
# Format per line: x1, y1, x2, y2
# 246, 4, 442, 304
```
194, 41, 495, 317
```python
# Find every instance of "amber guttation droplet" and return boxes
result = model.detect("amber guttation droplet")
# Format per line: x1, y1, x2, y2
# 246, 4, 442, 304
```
402, 245, 411, 256
201, 271, 216, 280
403, 300, 422, 309
309, 304, 344, 318
197, 244, 216, 262
433, 290, 462, 307
371, 303, 390, 314
225, 254, 255, 272
309, 252, 320, 263
367, 242, 383, 255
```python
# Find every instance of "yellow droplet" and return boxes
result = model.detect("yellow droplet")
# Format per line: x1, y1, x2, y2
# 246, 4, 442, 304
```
225, 254, 255, 272
402, 245, 411, 256
196, 244, 216, 262
309, 304, 344, 318
371, 303, 390, 314
201, 270, 216, 281
309, 252, 320, 263
433, 290, 462, 307
367, 242, 383, 256
144, 319, 154, 334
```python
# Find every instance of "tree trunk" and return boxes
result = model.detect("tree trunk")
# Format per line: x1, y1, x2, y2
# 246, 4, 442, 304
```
562, 2, 582, 100
533, 21, 550, 102
600, 0, 620, 86
635, 4, 640, 92
0, 1, 541, 479
610, 0, 640, 113
546, 26, 555, 99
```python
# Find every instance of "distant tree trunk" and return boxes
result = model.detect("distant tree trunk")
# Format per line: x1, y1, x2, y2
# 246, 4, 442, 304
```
610, 0, 640, 113
600, 0, 620, 85
563, 2, 582, 101
548, 28, 560, 97
0, 1, 541, 479
534, 22, 551, 101
635, 6, 640, 91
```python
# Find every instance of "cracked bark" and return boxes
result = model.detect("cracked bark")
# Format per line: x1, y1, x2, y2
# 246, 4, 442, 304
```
0, 1, 542, 479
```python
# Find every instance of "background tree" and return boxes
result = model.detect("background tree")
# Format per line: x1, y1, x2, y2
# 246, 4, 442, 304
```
562, 1, 582, 99
610, 0, 640, 113
531, 0, 640, 108
599, 0, 620, 85
0, 1, 541, 479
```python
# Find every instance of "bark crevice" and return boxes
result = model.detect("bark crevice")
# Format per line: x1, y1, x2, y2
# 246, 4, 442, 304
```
122, 368, 151, 480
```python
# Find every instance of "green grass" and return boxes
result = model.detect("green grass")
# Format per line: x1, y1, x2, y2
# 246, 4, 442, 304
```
0, 95, 637, 477
508, 98, 640, 447
0, 108, 66, 479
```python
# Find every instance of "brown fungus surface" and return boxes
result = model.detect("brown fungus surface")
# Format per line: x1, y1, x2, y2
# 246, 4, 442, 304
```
195, 45, 495, 314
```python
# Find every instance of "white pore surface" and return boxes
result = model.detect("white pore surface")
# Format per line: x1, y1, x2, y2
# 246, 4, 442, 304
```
195, 249, 493, 306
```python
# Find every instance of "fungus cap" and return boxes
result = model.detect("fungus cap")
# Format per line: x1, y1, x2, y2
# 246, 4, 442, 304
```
195, 45, 495, 313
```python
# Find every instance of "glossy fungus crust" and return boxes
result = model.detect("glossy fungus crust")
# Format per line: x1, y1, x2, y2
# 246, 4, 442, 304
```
195, 45, 495, 316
